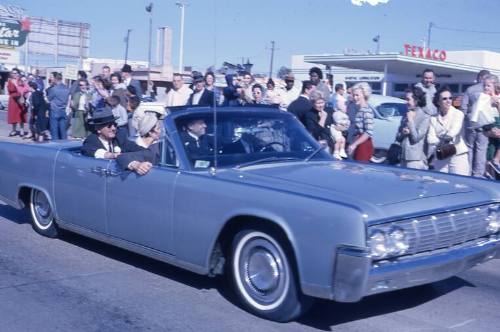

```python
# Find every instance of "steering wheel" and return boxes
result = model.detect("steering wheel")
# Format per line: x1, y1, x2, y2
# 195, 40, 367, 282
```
259, 142, 285, 152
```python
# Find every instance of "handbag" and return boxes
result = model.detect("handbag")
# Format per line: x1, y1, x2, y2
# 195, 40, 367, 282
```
436, 142, 456, 160
387, 142, 402, 165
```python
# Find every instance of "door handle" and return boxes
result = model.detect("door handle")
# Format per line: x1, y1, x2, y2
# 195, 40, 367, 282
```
90, 166, 106, 176
105, 169, 120, 177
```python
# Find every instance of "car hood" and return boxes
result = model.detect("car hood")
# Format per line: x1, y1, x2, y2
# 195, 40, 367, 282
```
231, 161, 474, 206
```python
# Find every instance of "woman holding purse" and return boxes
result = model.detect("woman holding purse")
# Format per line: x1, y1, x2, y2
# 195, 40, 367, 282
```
427, 86, 469, 175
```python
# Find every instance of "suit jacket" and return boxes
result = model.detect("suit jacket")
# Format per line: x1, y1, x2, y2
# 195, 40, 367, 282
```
188, 89, 215, 107
395, 107, 431, 161
82, 133, 142, 158
129, 79, 143, 97
460, 82, 483, 118
287, 95, 312, 127
180, 131, 214, 161
116, 142, 160, 170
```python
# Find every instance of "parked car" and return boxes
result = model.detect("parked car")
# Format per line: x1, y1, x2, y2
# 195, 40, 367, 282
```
367, 94, 408, 163
0, 107, 499, 322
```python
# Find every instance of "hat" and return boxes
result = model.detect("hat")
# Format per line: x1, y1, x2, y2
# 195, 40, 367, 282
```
121, 64, 132, 73
88, 107, 118, 126
192, 75, 204, 83
137, 112, 159, 136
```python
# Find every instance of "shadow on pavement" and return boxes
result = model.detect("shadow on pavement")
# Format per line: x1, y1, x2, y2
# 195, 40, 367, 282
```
59, 230, 218, 292
0, 203, 31, 225
298, 277, 475, 330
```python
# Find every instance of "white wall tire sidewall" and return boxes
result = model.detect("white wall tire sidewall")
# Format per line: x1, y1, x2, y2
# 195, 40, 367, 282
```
232, 231, 290, 312
30, 190, 53, 231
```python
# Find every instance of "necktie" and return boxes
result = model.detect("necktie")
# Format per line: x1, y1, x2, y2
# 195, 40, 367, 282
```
108, 142, 113, 152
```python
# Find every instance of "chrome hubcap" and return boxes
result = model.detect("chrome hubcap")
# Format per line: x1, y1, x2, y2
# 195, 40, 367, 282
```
33, 191, 52, 227
247, 250, 279, 292
238, 236, 288, 306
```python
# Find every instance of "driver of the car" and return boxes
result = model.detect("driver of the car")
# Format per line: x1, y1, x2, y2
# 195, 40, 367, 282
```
180, 118, 214, 161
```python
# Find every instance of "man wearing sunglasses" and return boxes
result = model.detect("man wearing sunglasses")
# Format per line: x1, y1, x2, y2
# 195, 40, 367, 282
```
82, 107, 139, 159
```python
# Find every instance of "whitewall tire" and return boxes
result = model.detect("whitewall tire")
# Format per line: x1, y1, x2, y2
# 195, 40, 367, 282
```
29, 189, 58, 238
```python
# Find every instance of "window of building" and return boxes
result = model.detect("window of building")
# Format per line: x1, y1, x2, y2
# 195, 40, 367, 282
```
394, 83, 409, 92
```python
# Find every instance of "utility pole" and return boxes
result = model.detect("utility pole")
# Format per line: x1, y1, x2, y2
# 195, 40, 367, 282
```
427, 22, 433, 51
146, 3, 153, 95
176, 1, 188, 73
124, 29, 131, 64
268, 41, 275, 78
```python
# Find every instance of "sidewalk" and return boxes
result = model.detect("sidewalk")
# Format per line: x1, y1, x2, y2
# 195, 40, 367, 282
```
0, 110, 36, 143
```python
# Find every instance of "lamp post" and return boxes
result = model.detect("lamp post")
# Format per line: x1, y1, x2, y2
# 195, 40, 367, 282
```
124, 29, 131, 64
146, 3, 153, 95
176, 1, 188, 73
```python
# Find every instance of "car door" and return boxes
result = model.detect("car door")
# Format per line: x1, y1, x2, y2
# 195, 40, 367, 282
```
105, 139, 179, 254
53, 149, 109, 233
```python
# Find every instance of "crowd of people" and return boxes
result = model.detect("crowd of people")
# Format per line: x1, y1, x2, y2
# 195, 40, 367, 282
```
4, 64, 500, 179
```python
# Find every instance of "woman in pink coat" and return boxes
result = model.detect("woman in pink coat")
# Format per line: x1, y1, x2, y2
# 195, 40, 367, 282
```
7, 68, 27, 137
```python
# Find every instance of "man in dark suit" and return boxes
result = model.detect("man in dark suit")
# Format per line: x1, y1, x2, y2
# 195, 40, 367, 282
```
287, 80, 316, 126
121, 64, 143, 97
82, 107, 139, 159
180, 118, 214, 164
188, 75, 215, 107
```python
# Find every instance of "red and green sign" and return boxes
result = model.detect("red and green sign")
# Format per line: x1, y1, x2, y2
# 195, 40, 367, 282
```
0, 18, 30, 47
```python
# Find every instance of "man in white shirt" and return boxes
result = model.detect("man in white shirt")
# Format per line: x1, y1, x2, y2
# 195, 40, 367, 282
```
165, 73, 192, 107
280, 73, 300, 110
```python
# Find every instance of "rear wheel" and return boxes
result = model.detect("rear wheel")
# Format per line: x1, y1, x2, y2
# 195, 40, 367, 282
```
230, 229, 313, 322
29, 189, 58, 238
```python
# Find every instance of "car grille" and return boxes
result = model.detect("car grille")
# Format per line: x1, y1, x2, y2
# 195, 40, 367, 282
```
392, 205, 491, 255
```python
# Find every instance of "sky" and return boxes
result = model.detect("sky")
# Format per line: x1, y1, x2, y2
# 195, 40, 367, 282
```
11, 0, 500, 74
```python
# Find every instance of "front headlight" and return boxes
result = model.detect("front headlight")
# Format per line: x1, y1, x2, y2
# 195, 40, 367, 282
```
388, 226, 409, 254
486, 205, 499, 234
368, 229, 389, 259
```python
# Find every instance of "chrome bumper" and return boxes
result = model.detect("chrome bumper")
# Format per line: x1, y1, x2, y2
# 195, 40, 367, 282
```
331, 235, 500, 302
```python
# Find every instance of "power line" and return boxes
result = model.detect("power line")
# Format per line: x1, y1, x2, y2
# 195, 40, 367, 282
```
433, 24, 500, 34
432, 40, 500, 51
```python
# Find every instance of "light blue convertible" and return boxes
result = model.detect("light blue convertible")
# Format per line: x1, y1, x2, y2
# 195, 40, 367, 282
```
0, 107, 499, 322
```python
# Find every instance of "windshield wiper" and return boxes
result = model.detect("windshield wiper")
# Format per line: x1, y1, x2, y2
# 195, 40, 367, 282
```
235, 156, 301, 169
304, 146, 324, 162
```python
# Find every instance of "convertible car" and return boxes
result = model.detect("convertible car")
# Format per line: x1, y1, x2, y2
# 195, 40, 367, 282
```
0, 107, 499, 322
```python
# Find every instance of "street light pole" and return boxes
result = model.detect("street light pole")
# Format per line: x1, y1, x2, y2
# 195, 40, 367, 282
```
176, 1, 188, 73
146, 3, 153, 95
124, 29, 131, 64
427, 22, 434, 51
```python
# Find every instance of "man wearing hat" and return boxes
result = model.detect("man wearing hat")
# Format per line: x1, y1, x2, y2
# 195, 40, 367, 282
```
180, 118, 214, 163
82, 107, 139, 159
280, 73, 300, 110
121, 64, 143, 97
187, 75, 215, 107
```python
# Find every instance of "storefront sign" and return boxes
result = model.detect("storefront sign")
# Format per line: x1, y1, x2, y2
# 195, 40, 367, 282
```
64, 64, 78, 80
403, 44, 446, 61
0, 20, 30, 47
0, 48, 19, 64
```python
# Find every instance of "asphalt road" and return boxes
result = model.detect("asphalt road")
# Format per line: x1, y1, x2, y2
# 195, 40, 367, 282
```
0, 200, 499, 332
1, 110, 500, 331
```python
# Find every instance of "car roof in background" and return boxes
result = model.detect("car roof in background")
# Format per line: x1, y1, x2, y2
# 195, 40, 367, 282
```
369, 94, 406, 106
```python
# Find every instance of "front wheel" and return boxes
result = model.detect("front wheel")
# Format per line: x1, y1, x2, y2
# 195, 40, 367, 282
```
230, 229, 313, 322
29, 189, 58, 238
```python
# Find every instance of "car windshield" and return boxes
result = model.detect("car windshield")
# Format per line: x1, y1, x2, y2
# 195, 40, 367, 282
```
376, 103, 408, 118
175, 109, 332, 169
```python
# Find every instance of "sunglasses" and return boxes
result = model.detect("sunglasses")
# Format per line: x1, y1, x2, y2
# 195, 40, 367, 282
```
440, 97, 453, 101
106, 122, 117, 128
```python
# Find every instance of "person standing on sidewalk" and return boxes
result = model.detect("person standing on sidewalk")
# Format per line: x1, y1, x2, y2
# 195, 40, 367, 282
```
47, 73, 70, 140
7, 68, 27, 137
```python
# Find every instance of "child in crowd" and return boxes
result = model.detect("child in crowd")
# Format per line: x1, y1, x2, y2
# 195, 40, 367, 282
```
330, 101, 350, 160
106, 95, 128, 141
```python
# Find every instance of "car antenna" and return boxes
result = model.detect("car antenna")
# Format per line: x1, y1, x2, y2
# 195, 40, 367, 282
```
211, 0, 218, 175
